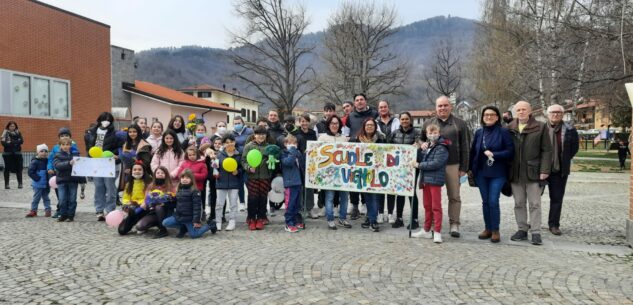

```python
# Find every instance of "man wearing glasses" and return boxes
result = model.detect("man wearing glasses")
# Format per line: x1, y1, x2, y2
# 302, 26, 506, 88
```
545, 104, 579, 236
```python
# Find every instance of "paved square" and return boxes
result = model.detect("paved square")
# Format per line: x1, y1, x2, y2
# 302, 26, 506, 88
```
0, 171, 632, 304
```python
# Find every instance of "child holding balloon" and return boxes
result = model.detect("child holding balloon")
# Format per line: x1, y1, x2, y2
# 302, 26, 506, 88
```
214, 134, 242, 231
241, 127, 275, 231
118, 161, 152, 235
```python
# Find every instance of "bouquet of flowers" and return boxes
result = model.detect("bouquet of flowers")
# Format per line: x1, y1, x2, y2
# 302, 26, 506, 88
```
144, 189, 175, 210
186, 113, 205, 135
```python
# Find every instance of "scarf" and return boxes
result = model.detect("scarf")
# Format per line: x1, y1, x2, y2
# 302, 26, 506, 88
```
549, 123, 562, 173
358, 133, 378, 143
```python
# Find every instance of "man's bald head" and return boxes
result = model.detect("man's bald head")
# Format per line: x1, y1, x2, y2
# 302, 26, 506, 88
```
513, 101, 531, 122
435, 96, 452, 120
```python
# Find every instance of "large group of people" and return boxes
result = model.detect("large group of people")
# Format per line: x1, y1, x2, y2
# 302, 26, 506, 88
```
4, 94, 588, 244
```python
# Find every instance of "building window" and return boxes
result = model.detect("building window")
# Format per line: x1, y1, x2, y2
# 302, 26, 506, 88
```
0, 69, 70, 119
251, 110, 256, 123
241, 108, 247, 117
247, 109, 251, 122
199, 92, 211, 98
226, 115, 230, 123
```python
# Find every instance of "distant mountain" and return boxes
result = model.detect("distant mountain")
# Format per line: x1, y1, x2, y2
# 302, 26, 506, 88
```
135, 16, 476, 113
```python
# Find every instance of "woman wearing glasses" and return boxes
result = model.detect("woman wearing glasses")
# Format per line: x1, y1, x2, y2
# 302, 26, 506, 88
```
468, 106, 514, 243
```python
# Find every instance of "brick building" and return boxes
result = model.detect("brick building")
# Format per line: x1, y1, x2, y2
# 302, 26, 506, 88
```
0, 0, 111, 154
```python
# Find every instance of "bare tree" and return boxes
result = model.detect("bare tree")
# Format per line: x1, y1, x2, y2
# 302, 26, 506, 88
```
425, 40, 462, 101
319, 1, 407, 105
229, 0, 316, 115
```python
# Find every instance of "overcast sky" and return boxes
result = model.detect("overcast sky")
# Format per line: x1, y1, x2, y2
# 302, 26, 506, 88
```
39, 0, 482, 52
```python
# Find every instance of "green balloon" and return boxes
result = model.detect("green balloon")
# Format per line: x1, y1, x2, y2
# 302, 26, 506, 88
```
247, 149, 263, 168
101, 150, 114, 158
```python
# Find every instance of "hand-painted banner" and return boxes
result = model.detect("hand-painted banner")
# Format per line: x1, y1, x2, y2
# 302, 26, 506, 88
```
305, 141, 416, 196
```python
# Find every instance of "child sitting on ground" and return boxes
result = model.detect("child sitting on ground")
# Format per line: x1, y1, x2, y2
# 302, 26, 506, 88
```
26, 144, 51, 217
162, 169, 211, 238
118, 161, 152, 235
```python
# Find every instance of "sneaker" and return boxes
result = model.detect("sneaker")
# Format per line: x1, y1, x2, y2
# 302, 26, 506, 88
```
58, 216, 68, 222
449, 224, 460, 238
248, 219, 257, 231
433, 232, 443, 243
361, 218, 370, 228
377, 214, 384, 224
337, 219, 352, 228
359, 204, 367, 215
25, 211, 37, 218
52, 211, 60, 219
370, 222, 379, 232
388, 214, 395, 224
392, 218, 404, 228
176, 227, 187, 238
285, 225, 299, 233
407, 220, 419, 230
44, 210, 51, 217
350, 207, 360, 220
412, 229, 433, 239
309, 208, 320, 219
318, 207, 326, 217
255, 219, 265, 230
97, 213, 105, 222
208, 220, 217, 234
334, 207, 339, 218
153, 228, 168, 239
510, 230, 528, 241
216, 222, 223, 231
531, 234, 543, 245
478, 229, 492, 240
238, 203, 246, 212
226, 219, 236, 231
327, 221, 337, 230
296, 223, 305, 230
18, 184, 23, 189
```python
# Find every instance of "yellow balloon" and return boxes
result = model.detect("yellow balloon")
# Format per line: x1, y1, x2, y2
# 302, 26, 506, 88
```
89, 146, 103, 158
222, 157, 238, 172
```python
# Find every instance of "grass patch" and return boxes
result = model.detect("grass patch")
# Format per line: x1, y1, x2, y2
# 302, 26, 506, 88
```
575, 150, 619, 158
571, 159, 627, 173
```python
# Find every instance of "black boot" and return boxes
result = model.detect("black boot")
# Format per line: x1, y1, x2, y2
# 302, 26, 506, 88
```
153, 227, 168, 239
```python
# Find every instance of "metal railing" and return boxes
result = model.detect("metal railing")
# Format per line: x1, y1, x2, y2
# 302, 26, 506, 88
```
0, 151, 37, 169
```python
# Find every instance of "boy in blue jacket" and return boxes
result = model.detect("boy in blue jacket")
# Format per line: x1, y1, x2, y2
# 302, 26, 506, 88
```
47, 127, 84, 218
27, 144, 51, 217
281, 135, 304, 233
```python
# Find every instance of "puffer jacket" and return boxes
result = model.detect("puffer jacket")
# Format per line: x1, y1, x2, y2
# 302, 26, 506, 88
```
346, 107, 379, 141
417, 137, 450, 186
388, 126, 420, 145
151, 148, 185, 179
28, 157, 49, 189
177, 158, 208, 190
507, 116, 552, 183
47, 142, 79, 171
241, 141, 276, 180
122, 179, 146, 205
281, 147, 303, 188
174, 185, 202, 224
54, 150, 80, 184
216, 150, 242, 189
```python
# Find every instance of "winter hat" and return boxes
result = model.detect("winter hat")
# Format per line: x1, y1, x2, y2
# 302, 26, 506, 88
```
36, 144, 49, 152
58, 127, 72, 137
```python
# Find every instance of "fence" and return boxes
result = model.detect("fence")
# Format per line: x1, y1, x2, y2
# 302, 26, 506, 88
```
0, 151, 37, 170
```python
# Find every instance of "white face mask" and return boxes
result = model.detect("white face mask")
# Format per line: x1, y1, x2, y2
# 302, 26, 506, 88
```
428, 135, 439, 142
101, 121, 111, 128
132, 172, 143, 179
286, 144, 297, 150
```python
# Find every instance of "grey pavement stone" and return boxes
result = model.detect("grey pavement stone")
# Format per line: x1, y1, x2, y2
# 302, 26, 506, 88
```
0, 171, 632, 304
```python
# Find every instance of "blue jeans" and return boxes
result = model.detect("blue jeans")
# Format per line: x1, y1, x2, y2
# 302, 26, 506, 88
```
93, 177, 117, 214
162, 216, 210, 239
58, 183, 78, 217
325, 190, 348, 221
31, 188, 51, 211
365, 193, 379, 223
475, 173, 506, 231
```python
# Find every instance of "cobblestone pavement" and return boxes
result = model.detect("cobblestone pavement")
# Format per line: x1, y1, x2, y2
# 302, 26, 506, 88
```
0, 171, 632, 304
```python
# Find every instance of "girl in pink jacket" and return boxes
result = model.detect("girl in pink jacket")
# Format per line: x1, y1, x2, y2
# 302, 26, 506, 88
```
151, 130, 184, 179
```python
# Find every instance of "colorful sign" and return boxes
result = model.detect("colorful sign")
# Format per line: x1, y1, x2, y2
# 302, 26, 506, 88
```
71, 157, 116, 178
305, 141, 417, 196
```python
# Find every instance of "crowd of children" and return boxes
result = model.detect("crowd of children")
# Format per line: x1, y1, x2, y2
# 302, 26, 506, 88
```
22, 113, 450, 242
